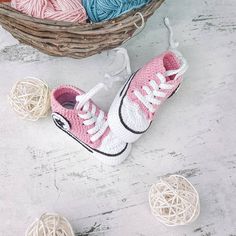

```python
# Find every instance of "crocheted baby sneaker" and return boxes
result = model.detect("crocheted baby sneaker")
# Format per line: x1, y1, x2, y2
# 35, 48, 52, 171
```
51, 85, 131, 166
107, 51, 187, 143
107, 18, 188, 143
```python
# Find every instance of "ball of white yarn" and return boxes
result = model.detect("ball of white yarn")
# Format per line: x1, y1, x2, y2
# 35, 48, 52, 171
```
9, 77, 51, 121
25, 213, 75, 236
149, 175, 200, 226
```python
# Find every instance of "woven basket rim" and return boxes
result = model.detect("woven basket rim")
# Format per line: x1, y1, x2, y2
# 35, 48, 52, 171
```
0, 0, 164, 59
0, 0, 160, 28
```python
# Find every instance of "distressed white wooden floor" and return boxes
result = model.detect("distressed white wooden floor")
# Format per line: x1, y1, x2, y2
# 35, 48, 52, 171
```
1, 0, 236, 235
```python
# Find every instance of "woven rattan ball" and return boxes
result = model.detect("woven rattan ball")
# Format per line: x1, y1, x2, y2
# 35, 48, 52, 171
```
9, 77, 50, 121
149, 175, 200, 226
25, 213, 75, 236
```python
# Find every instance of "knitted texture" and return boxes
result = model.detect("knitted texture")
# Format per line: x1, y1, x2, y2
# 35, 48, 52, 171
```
107, 51, 185, 143
126, 51, 181, 120
82, 0, 150, 22
51, 85, 107, 149
51, 85, 131, 165
11, 0, 87, 23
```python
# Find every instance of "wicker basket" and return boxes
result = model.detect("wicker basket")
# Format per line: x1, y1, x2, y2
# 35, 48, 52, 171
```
0, 0, 164, 59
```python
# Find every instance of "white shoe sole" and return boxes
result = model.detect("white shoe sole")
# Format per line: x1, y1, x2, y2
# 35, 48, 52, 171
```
52, 112, 132, 166
94, 143, 132, 166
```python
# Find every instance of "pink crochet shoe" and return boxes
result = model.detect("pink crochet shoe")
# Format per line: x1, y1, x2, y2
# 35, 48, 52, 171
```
51, 85, 131, 166
108, 18, 188, 143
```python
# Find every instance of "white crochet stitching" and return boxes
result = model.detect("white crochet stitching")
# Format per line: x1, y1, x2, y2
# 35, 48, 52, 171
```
134, 73, 174, 113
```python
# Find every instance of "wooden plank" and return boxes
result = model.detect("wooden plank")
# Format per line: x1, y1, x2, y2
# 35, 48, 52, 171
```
0, 0, 236, 235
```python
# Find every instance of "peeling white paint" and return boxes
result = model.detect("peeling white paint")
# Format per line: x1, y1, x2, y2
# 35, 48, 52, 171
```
0, 0, 236, 235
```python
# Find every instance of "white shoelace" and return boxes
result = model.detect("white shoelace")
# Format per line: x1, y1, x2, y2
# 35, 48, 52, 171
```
76, 83, 108, 143
134, 17, 189, 113
134, 73, 174, 113
76, 48, 131, 143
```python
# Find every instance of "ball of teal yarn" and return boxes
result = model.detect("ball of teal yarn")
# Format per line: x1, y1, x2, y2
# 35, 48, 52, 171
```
83, 0, 150, 23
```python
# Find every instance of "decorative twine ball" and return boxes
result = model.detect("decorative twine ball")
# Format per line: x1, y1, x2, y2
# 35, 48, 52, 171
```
25, 213, 75, 236
149, 175, 200, 226
9, 77, 51, 121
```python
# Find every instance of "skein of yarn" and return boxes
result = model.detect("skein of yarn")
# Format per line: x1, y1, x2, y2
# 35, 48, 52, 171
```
82, 0, 150, 22
25, 213, 75, 236
11, 0, 87, 23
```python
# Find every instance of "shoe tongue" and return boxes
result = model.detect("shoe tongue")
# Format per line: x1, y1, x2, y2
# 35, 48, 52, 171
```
160, 61, 168, 80
160, 57, 168, 74
153, 56, 174, 83
143, 56, 167, 85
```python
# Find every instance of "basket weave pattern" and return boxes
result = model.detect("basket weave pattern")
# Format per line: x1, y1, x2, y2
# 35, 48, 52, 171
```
0, 0, 164, 59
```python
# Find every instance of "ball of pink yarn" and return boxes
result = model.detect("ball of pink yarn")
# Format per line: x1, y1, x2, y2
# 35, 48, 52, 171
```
11, 0, 87, 23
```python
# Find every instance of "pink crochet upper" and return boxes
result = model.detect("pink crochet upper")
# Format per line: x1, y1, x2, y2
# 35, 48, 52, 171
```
51, 85, 109, 149
127, 51, 182, 120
